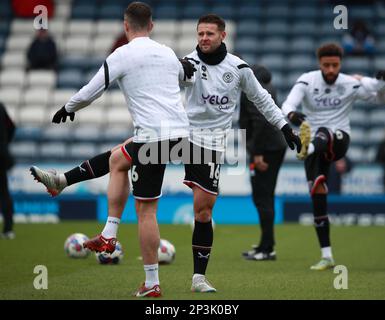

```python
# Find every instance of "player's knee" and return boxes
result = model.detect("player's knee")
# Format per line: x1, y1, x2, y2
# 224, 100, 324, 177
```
315, 127, 331, 141
109, 149, 127, 172
194, 204, 213, 222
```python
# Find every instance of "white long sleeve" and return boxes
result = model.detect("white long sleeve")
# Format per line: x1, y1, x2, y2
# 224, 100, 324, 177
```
357, 77, 385, 105
240, 67, 287, 130
281, 74, 308, 116
65, 49, 123, 113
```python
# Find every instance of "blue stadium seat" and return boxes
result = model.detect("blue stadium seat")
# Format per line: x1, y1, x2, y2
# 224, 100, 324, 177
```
349, 6, 376, 20
263, 21, 290, 37
374, 57, 385, 71
261, 37, 287, 54
57, 70, 84, 89
287, 55, 316, 72
102, 125, 133, 142
68, 143, 98, 160
235, 37, 259, 55
71, 4, 97, 19
265, 5, 290, 20
14, 126, 43, 142
236, 5, 261, 20
375, 41, 385, 55
0, 1, 12, 19
40, 142, 68, 160
41, 126, 73, 142
259, 55, 285, 72
343, 57, 371, 74
73, 126, 102, 142
238, 54, 258, 66
98, 4, 125, 20
0, 20, 10, 36
291, 6, 318, 21
10, 142, 39, 161
60, 56, 89, 71
289, 37, 315, 54
210, 5, 234, 20
154, 5, 179, 19
0, 36, 5, 56
237, 21, 261, 37
290, 22, 317, 37
182, 4, 208, 19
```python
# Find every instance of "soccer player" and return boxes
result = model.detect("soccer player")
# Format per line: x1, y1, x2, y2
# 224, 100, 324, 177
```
31, 14, 301, 293
282, 43, 385, 271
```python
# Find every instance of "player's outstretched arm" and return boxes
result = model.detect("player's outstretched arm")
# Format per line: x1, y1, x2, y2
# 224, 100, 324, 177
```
58, 49, 124, 119
357, 70, 385, 104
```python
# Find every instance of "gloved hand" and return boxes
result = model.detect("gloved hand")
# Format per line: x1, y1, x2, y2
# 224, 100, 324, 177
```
52, 106, 75, 123
376, 70, 385, 81
281, 123, 301, 153
288, 111, 306, 126
179, 58, 197, 80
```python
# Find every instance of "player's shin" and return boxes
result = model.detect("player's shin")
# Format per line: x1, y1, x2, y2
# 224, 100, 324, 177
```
64, 151, 112, 186
312, 193, 332, 258
192, 220, 213, 275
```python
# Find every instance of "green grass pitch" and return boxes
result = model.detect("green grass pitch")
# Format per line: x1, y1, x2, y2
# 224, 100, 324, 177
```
1, 222, 384, 300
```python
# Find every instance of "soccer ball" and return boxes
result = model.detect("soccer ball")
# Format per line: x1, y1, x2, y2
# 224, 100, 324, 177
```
158, 239, 176, 264
64, 233, 90, 258
95, 241, 123, 264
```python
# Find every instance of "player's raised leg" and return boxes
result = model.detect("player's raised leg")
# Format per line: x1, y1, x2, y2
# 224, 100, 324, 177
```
30, 138, 133, 197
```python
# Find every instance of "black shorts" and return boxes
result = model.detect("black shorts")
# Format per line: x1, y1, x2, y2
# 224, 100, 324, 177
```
183, 143, 223, 195
305, 128, 350, 194
128, 138, 189, 200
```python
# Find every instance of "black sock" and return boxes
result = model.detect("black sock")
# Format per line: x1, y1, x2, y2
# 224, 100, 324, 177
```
64, 151, 111, 186
192, 220, 213, 275
312, 193, 330, 248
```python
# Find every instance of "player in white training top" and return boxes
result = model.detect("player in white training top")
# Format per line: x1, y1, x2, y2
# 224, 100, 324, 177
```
282, 43, 385, 271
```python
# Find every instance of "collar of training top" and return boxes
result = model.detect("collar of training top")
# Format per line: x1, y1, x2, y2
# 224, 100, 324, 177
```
196, 42, 227, 65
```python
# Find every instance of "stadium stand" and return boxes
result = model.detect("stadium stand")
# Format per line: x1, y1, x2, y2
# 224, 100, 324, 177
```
0, 0, 384, 165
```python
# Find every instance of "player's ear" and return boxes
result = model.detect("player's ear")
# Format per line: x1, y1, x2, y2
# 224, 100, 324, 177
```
124, 20, 129, 34
221, 31, 226, 41
148, 21, 154, 33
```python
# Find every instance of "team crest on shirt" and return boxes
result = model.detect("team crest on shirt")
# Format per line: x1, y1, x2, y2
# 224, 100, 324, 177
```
222, 72, 234, 83
201, 65, 208, 80
336, 84, 346, 95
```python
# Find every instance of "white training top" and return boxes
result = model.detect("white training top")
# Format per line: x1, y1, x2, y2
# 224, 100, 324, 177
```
184, 50, 287, 152
282, 70, 385, 138
65, 37, 190, 143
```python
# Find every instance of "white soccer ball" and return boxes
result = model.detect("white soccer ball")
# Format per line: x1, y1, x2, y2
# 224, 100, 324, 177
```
64, 233, 90, 258
95, 241, 124, 265
158, 239, 176, 264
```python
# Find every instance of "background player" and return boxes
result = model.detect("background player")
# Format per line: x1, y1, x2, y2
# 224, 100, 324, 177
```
282, 43, 385, 270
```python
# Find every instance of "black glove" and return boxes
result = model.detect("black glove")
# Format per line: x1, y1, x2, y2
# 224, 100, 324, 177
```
52, 106, 75, 123
376, 70, 385, 81
281, 123, 301, 153
288, 111, 306, 126
179, 58, 197, 80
